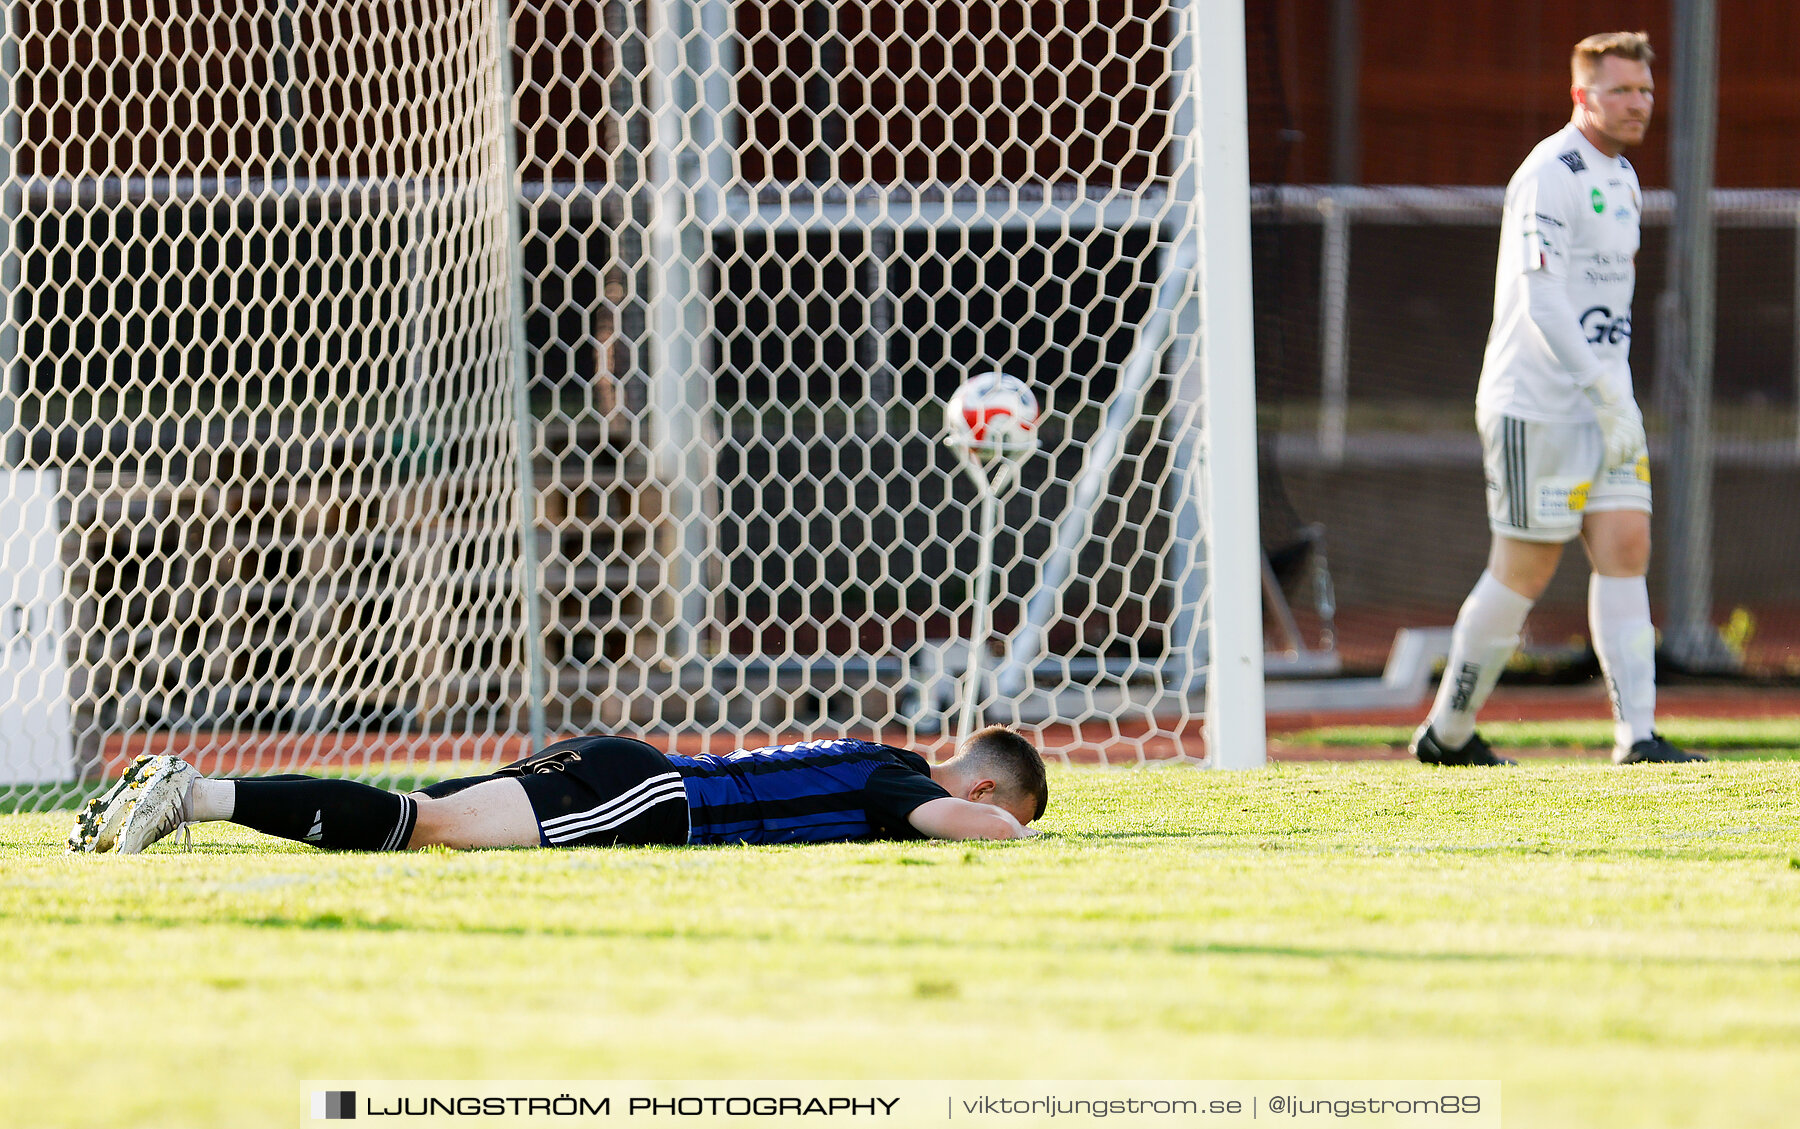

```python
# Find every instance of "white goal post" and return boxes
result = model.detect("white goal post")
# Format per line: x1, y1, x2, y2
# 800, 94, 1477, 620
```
0, 0, 1264, 806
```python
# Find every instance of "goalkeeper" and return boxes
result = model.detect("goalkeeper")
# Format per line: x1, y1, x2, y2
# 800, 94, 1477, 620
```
1411, 31, 1703, 767
69, 725, 1047, 855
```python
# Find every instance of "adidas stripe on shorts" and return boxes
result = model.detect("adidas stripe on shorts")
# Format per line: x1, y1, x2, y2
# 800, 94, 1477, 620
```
420, 735, 689, 846
1479, 412, 1651, 544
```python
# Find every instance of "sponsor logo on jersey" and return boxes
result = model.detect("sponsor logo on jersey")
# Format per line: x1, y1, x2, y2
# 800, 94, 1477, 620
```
1590, 187, 1606, 213
1603, 456, 1652, 487
1584, 266, 1632, 285
1559, 149, 1587, 174
1580, 305, 1631, 345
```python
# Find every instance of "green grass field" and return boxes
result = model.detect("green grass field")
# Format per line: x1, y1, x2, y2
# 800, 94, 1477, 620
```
1277, 717, 1800, 757
4, 747, 1800, 1128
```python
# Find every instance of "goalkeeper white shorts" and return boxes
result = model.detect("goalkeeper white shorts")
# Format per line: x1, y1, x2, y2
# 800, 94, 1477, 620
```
1479, 412, 1651, 544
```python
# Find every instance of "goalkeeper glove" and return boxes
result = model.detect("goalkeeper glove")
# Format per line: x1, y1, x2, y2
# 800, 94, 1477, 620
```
1579, 373, 1645, 469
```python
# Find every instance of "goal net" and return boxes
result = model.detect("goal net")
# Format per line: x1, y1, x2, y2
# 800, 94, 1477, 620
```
515, 0, 1247, 766
0, 2, 535, 797
2, 0, 1254, 806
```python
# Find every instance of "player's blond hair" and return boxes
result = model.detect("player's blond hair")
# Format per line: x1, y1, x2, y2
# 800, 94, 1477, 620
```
1572, 31, 1655, 88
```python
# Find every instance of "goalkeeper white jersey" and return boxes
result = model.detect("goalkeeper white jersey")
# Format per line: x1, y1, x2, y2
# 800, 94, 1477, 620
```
1477, 124, 1642, 423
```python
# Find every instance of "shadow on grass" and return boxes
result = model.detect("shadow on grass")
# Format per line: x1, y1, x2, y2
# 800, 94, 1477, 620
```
33, 905, 1800, 973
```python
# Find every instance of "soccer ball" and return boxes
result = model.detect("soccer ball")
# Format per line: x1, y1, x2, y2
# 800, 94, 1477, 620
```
946, 373, 1039, 465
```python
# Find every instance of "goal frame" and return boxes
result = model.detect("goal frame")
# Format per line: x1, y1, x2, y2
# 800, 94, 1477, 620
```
628, 0, 1265, 766
0, 0, 1269, 800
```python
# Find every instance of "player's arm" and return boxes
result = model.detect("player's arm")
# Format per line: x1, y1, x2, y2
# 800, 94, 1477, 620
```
1515, 176, 1606, 381
905, 796, 1034, 841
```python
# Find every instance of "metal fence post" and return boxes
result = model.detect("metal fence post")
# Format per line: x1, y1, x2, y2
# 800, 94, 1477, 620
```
1659, 0, 1734, 671
1318, 193, 1350, 463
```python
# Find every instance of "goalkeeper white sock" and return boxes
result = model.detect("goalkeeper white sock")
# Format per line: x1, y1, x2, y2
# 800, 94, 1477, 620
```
1589, 573, 1657, 750
1428, 570, 1535, 748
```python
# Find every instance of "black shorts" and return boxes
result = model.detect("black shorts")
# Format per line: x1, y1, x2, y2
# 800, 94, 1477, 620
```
418, 735, 689, 847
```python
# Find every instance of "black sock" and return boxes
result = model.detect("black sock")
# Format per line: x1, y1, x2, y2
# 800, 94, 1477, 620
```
232, 778, 419, 851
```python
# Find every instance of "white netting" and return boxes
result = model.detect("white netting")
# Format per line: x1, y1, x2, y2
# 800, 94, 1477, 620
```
0, 2, 533, 800
512, 0, 1214, 763
2, 1, 1220, 807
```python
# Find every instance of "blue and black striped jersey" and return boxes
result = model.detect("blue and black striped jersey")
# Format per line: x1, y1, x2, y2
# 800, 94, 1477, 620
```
670, 738, 950, 845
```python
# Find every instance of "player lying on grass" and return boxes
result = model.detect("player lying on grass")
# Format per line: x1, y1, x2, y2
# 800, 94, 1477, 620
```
68, 724, 1047, 855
